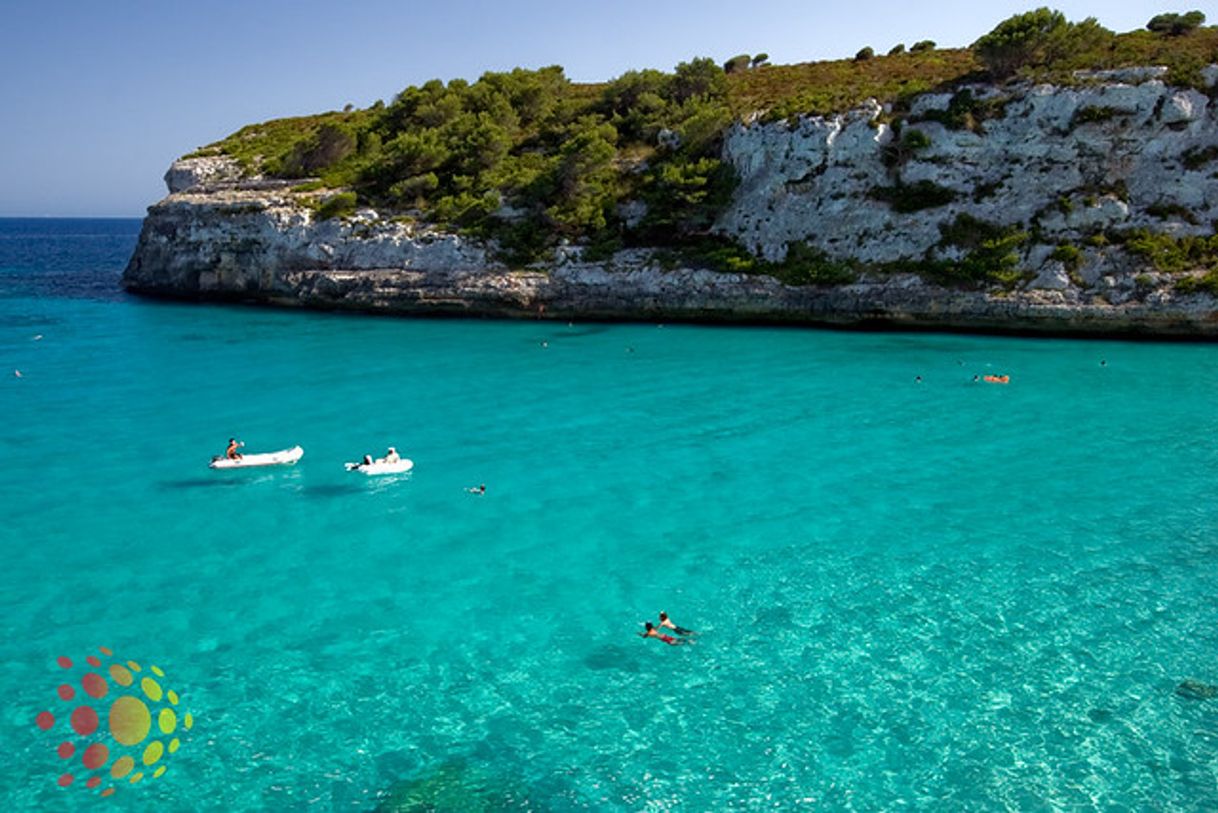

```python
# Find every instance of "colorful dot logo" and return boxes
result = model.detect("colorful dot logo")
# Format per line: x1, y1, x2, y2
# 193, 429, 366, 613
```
34, 647, 193, 798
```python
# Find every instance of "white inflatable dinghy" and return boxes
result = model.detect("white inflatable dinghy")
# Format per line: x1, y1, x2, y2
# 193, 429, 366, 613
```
345, 458, 414, 475
210, 446, 304, 469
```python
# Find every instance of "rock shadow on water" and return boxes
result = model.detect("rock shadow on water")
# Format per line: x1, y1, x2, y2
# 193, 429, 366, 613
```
1175, 679, 1218, 700
375, 758, 533, 812
582, 643, 641, 673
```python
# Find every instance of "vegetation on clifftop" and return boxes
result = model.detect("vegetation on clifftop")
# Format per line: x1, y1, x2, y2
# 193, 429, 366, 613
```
188, 9, 1218, 281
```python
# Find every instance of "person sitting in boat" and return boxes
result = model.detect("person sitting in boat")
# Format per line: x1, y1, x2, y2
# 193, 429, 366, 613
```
382, 447, 400, 464
362, 454, 373, 466
226, 438, 243, 461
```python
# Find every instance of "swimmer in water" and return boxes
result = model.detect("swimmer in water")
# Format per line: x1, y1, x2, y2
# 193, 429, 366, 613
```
466, 484, 486, 494
658, 611, 695, 636
640, 621, 686, 646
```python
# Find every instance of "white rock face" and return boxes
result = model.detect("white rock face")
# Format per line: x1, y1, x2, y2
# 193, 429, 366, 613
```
164, 157, 244, 193
716, 70, 1218, 274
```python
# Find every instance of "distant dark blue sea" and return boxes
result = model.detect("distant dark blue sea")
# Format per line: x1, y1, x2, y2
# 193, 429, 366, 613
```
3, 217, 1218, 809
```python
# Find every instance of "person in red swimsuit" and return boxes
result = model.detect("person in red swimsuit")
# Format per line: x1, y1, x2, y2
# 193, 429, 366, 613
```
640, 621, 687, 645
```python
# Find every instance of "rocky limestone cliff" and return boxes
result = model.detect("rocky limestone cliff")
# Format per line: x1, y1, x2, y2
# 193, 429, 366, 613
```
123, 69, 1218, 336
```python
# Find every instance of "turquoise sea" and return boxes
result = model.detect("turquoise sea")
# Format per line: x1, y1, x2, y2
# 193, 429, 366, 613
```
3, 217, 1218, 810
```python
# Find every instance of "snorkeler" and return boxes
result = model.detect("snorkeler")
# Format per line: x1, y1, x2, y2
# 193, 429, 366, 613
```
658, 611, 695, 636
639, 621, 686, 646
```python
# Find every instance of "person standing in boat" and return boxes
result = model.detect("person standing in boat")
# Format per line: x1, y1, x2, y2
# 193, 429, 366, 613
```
226, 438, 243, 461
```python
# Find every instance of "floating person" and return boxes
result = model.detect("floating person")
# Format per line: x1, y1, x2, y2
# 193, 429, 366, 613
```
983, 375, 1010, 384
541, 341, 548, 349
658, 611, 695, 636
1100, 359, 1107, 367
972, 375, 980, 382
13, 370, 21, 378
914, 375, 923, 383
639, 621, 686, 646
226, 438, 244, 460
32, 334, 42, 341
466, 484, 486, 495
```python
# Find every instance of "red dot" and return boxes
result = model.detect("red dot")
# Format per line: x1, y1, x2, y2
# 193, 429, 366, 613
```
82, 743, 109, 770
35, 711, 55, 730
81, 673, 108, 699
57, 656, 73, 670
57, 773, 74, 787
57, 684, 75, 701
57, 742, 75, 759
86, 776, 101, 789
69, 706, 98, 736
86, 655, 101, 667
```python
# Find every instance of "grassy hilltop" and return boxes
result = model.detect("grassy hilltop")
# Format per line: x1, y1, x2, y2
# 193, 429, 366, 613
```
189, 9, 1218, 275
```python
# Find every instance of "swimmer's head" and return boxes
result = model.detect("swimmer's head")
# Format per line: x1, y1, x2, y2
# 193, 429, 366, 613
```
659, 611, 668, 620
644, 621, 654, 631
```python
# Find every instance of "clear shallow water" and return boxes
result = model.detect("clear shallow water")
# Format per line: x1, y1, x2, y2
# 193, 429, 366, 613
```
3, 218, 1218, 810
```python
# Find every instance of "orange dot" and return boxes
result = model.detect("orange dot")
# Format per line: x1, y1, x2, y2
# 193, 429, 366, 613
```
57, 656, 72, 670
57, 741, 75, 759
82, 673, 108, 699
99, 646, 113, 656
57, 773, 74, 787
109, 664, 133, 687
86, 655, 101, 668
126, 661, 141, 672
108, 696, 151, 746
129, 772, 143, 785
70, 706, 98, 736
82, 742, 109, 770
101, 788, 115, 797
57, 684, 75, 701
86, 776, 101, 789
110, 755, 134, 778
35, 711, 55, 730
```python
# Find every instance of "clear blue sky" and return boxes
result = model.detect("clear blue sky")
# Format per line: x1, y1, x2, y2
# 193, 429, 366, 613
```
0, 1, 1192, 216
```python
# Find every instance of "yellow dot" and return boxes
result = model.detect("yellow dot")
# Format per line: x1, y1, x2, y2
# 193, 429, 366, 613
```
111, 755, 134, 779
167, 689, 179, 705
127, 660, 141, 672
151, 665, 165, 677
142, 741, 164, 766
168, 738, 180, 754
109, 695, 152, 746
141, 677, 163, 702
153, 766, 166, 779
184, 712, 193, 730
129, 772, 144, 785
158, 708, 177, 734
109, 664, 133, 687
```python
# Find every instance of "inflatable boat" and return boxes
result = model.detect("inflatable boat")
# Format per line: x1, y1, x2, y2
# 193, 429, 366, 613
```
345, 458, 414, 475
209, 446, 304, 469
